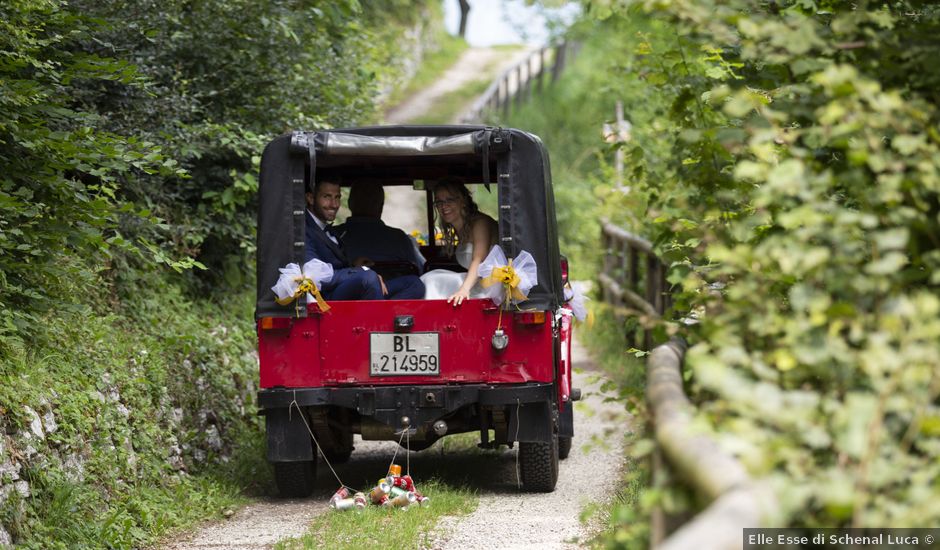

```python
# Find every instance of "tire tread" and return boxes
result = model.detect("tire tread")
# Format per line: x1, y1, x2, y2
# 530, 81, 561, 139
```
273, 460, 316, 498
519, 436, 559, 492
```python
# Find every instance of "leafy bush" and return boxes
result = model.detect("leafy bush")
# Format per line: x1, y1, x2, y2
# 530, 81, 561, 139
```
566, 0, 940, 534
0, 1, 184, 348
0, 0, 440, 546
0, 0, 437, 349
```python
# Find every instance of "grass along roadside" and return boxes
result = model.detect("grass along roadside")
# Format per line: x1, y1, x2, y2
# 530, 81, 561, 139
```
407, 77, 492, 125
407, 45, 524, 125
275, 478, 477, 550
574, 303, 651, 549
273, 433, 508, 549
383, 32, 469, 112
0, 276, 266, 549
580, 435, 650, 549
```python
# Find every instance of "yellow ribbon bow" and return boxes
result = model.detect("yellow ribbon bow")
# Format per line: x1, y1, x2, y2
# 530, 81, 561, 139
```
481, 259, 528, 303
275, 276, 331, 313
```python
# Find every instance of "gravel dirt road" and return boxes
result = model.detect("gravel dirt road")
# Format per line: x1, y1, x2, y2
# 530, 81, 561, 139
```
428, 336, 629, 550
383, 47, 531, 125
164, 335, 629, 550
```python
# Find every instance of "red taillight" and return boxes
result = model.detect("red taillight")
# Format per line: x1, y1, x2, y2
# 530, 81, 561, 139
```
514, 311, 546, 325
560, 256, 569, 284
259, 317, 292, 330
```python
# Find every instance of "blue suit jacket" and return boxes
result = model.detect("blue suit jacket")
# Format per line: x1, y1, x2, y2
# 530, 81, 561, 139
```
304, 214, 347, 270
304, 211, 424, 300
335, 217, 426, 270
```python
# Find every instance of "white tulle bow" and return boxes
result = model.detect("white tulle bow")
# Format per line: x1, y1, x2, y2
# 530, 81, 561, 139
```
478, 245, 538, 306
271, 259, 334, 311
563, 285, 589, 322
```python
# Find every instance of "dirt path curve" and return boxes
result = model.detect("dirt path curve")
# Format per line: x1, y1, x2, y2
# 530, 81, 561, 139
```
381, 46, 533, 231
163, 334, 628, 550
384, 47, 531, 125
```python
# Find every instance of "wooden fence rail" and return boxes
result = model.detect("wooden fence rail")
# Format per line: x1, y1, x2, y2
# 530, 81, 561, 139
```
647, 340, 779, 550
459, 40, 580, 124
596, 220, 779, 548
597, 219, 670, 349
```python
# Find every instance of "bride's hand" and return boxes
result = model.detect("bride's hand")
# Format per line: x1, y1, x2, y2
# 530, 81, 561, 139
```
447, 288, 470, 306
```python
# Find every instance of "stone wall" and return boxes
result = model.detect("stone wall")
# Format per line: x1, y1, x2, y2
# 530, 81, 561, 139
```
0, 330, 259, 546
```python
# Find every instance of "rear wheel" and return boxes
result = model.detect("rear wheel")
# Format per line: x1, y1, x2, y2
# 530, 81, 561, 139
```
273, 460, 316, 498
558, 436, 572, 460
519, 434, 559, 492
323, 429, 354, 464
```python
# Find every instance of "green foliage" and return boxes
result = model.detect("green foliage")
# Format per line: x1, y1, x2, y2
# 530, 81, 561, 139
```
0, 275, 263, 549
0, 0, 438, 545
64, 0, 397, 288
493, 32, 649, 280
0, 0, 430, 348
0, 1, 183, 346
564, 0, 940, 535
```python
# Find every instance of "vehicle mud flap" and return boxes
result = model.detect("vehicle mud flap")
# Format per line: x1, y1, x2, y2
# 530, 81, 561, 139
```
509, 401, 553, 443
266, 408, 314, 462
558, 404, 573, 439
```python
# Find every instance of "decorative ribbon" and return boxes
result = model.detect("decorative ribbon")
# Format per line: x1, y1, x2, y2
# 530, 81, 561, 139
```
481, 259, 529, 304
275, 276, 331, 312
563, 284, 590, 323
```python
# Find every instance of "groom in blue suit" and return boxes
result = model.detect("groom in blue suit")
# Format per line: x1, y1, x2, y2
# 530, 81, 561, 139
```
305, 179, 424, 300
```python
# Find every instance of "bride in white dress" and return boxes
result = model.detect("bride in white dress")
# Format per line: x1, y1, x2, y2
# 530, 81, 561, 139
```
420, 180, 498, 305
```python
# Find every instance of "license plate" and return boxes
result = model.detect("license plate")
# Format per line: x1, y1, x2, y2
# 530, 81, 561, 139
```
370, 333, 440, 376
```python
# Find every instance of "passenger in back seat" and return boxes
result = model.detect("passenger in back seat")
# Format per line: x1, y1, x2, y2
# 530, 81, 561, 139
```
420, 179, 498, 306
334, 183, 426, 273
305, 180, 424, 300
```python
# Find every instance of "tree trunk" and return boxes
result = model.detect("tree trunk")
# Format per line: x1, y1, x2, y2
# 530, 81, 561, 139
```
458, 0, 471, 38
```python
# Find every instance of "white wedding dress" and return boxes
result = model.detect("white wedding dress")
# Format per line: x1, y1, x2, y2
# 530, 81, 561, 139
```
421, 243, 487, 300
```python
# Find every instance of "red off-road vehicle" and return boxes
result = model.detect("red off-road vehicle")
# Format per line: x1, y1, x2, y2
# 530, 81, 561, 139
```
255, 126, 578, 496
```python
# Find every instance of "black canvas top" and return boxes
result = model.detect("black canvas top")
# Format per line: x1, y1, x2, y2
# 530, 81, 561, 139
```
255, 125, 563, 318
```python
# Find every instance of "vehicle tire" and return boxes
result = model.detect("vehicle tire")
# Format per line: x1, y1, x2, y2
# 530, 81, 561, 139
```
273, 460, 316, 498
519, 434, 559, 492
558, 436, 572, 460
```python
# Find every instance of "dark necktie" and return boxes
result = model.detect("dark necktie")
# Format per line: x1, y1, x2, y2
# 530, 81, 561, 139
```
325, 224, 339, 245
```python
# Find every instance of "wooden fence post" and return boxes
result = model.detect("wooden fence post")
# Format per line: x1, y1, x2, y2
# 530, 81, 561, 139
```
602, 230, 614, 305
501, 75, 510, 119
644, 254, 659, 349
552, 41, 567, 83
537, 47, 547, 94
513, 64, 522, 110
525, 56, 534, 100
628, 245, 640, 347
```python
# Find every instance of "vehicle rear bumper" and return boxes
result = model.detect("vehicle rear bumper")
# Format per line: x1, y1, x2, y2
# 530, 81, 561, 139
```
259, 383, 566, 462
258, 382, 553, 418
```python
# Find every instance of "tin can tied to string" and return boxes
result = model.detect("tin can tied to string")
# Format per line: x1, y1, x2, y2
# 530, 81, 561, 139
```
389, 491, 417, 509
353, 492, 367, 509
389, 486, 409, 498
369, 484, 390, 506
331, 497, 357, 512
375, 478, 392, 494
329, 487, 350, 507
391, 474, 415, 492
